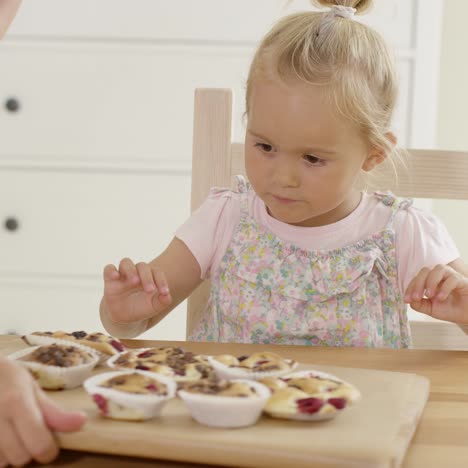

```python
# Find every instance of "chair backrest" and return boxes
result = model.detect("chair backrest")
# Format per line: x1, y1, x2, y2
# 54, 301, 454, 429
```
187, 88, 468, 349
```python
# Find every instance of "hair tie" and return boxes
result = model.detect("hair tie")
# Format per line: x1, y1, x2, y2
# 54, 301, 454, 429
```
329, 5, 356, 19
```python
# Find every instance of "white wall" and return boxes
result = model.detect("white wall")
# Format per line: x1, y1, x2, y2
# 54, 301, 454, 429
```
434, 0, 468, 261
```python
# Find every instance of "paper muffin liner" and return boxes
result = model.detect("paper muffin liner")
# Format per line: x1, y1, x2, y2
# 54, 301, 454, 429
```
108, 349, 215, 383
106, 348, 146, 369
22, 334, 119, 366
263, 369, 361, 421
207, 355, 298, 381
178, 379, 271, 428
83, 370, 176, 421
8, 344, 100, 390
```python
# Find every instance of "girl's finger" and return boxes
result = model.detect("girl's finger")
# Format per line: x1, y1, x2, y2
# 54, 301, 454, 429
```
409, 298, 433, 317
152, 269, 170, 296
424, 264, 449, 298
151, 290, 173, 314
136, 263, 156, 293
103, 264, 120, 281
0, 420, 31, 467
434, 274, 463, 301
404, 267, 430, 302
119, 258, 139, 285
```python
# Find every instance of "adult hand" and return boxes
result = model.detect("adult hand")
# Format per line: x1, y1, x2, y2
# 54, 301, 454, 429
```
0, 357, 86, 467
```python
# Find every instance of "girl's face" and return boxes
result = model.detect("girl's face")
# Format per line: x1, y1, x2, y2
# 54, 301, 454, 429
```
245, 79, 381, 227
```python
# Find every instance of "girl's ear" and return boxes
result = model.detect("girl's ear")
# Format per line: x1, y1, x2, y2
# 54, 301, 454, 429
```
362, 132, 397, 172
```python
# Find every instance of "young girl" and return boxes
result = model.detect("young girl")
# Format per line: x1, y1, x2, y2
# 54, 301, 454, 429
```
101, 0, 468, 348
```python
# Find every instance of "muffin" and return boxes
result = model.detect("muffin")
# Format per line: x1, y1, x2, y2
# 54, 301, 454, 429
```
23, 330, 126, 364
178, 376, 271, 428
108, 347, 215, 383
8, 343, 99, 390
84, 370, 176, 421
207, 351, 297, 380
260, 370, 361, 421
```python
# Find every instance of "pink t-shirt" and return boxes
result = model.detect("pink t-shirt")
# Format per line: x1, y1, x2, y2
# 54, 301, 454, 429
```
176, 189, 460, 295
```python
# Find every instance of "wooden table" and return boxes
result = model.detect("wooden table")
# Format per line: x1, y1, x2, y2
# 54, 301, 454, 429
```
6, 337, 468, 468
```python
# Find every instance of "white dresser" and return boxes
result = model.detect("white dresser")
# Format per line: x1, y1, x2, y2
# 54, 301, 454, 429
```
0, 0, 443, 338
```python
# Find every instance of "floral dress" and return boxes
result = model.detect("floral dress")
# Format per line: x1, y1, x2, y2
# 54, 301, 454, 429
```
190, 176, 412, 348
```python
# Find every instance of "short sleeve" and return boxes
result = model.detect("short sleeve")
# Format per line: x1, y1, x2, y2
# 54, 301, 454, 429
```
394, 206, 460, 294
175, 188, 241, 280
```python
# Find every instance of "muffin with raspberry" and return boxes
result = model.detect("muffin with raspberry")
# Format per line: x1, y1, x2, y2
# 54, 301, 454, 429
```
84, 370, 175, 421
208, 351, 297, 380
108, 347, 215, 383
260, 370, 361, 421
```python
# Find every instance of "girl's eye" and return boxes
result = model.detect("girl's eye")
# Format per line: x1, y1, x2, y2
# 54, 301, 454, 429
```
255, 143, 273, 153
304, 154, 323, 165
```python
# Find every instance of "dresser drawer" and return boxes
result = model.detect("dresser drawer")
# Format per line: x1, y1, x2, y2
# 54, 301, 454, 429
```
0, 42, 251, 162
0, 169, 191, 276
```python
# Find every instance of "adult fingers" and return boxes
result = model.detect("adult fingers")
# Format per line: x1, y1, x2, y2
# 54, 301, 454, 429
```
38, 389, 87, 433
8, 381, 59, 465
0, 420, 31, 467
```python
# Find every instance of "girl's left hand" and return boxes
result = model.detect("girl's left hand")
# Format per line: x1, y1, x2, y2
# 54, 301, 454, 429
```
404, 264, 468, 324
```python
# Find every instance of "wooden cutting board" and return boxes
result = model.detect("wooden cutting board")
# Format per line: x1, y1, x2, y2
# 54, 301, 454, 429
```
1, 336, 429, 468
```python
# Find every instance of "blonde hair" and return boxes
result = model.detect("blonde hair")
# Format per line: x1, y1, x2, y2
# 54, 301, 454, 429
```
245, 0, 404, 186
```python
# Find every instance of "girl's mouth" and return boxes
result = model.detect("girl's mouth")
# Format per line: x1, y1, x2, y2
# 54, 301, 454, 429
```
272, 194, 298, 204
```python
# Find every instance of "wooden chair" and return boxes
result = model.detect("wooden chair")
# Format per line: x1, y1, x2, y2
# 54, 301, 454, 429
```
187, 88, 468, 350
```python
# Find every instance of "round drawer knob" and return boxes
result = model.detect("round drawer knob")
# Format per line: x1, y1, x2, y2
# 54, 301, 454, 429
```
5, 97, 20, 113
5, 217, 19, 231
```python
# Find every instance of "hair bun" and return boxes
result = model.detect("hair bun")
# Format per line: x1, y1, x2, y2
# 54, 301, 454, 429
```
312, 0, 373, 15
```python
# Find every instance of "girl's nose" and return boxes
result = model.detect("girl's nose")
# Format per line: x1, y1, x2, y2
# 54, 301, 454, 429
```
272, 154, 300, 188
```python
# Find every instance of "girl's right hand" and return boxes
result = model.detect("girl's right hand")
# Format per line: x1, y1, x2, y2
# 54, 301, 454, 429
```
103, 257, 173, 324
0, 357, 86, 467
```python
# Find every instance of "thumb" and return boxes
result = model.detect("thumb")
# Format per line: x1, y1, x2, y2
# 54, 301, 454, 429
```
37, 390, 87, 432
151, 291, 172, 314
410, 298, 433, 317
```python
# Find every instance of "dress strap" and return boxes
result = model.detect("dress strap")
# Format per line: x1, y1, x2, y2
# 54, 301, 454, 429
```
374, 191, 413, 229
235, 175, 251, 216
235, 174, 250, 193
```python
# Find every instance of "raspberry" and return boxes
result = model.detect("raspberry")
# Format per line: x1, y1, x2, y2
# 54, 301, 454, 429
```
136, 364, 150, 370
328, 398, 347, 410
93, 394, 108, 415
110, 340, 125, 352
296, 397, 324, 414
